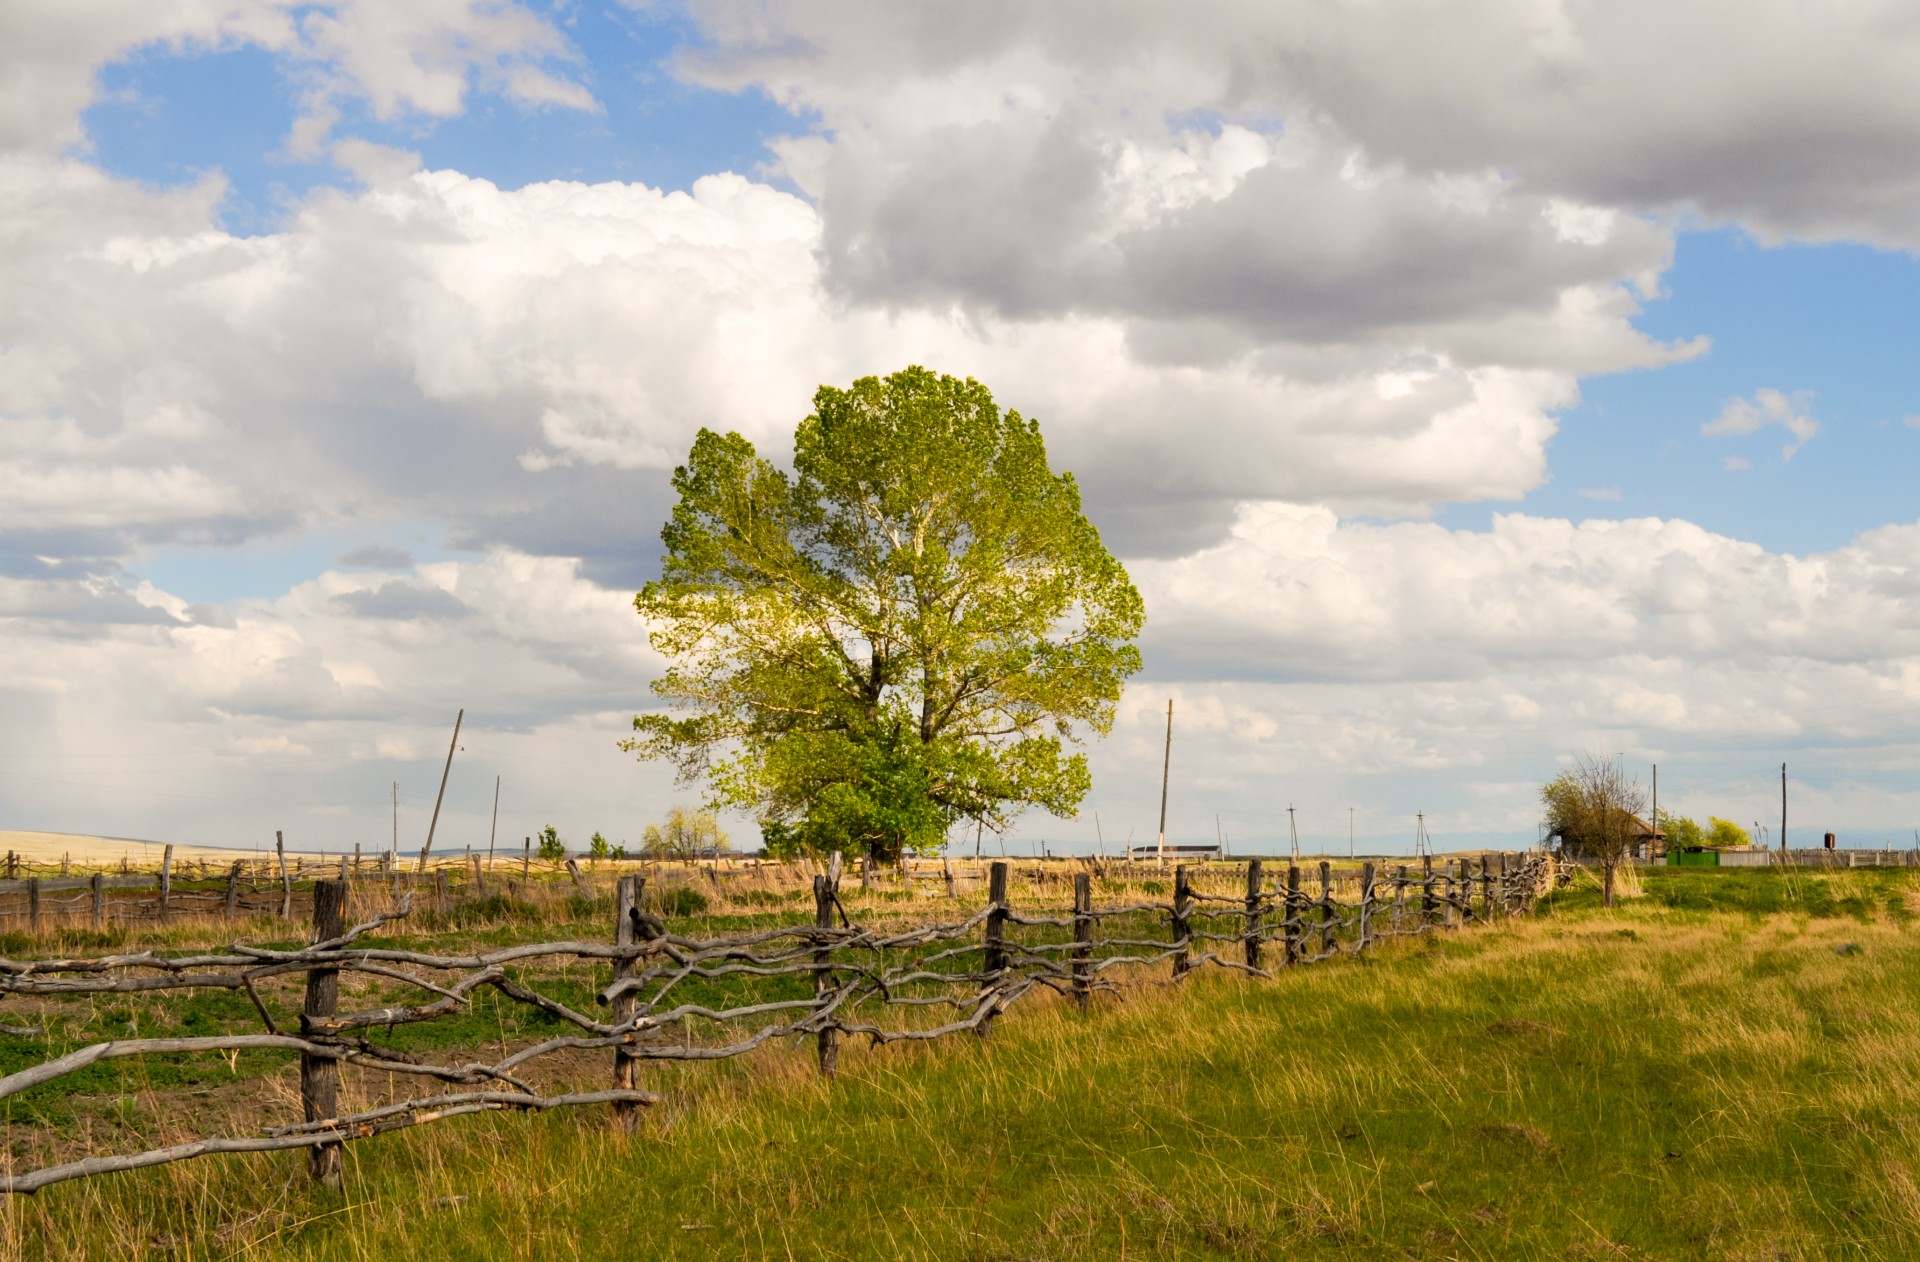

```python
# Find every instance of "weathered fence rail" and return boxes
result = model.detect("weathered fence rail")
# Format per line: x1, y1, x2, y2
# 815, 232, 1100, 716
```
0, 854, 1557, 1195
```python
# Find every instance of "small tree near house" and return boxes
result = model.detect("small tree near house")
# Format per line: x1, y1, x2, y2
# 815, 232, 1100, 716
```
1542, 753, 1647, 908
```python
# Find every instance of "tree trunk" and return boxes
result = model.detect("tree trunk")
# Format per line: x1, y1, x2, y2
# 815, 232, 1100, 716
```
1603, 860, 1616, 908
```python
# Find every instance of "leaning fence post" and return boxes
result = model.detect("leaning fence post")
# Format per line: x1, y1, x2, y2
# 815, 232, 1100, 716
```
1318, 861, 1336, 956
277, 832, 292, 920
301, 878, 348, 1189
813, 874, 839, 1077
159, 844, 173, 924
980, 861, 1008, 1039
1171, 865, 1192, 977
1072, 871, 1093, 1006
1358, 862, 1376, 952
471, 852, 487, 898
1421, 854, 1435, 927
27, 877, 40, 933
1242, 859, 1264, 971
612, 874, 644, 1125
90, 871, 104, 929
1284, 864, 1302, 966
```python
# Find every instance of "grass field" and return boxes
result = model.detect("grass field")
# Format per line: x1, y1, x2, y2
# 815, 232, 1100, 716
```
9, 864, 1920, 1260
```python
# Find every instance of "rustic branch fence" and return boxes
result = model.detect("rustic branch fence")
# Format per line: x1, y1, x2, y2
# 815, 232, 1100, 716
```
0, 853, 1557, 1195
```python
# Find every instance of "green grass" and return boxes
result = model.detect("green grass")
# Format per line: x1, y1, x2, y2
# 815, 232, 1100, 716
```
11, 866, 1920, 1258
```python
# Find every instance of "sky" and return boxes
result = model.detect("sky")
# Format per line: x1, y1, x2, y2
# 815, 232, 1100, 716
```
5, 0, 1920, 858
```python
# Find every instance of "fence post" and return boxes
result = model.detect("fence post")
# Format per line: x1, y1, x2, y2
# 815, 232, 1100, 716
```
1318, 861, 1336, 956
1242, 859, 1264, 971
1479, 856, 1492, 919
1421, 854, 1435, 928
436, 869, 451, 916
1072, 871, 1093, 1007
159, 845, 173, 924
27, 877, 40, 932
471, 852, 487, 898
980, 861, 1008, 1039
222, 862, 239, 919
1284, 864, 1302, 966
277, 832, 292, 920
612, 874, 644, 1125
1358, 863, 1375, 952
90, 872, 104, 929
301, 878, 348, 1189
1172, 865, 1192, 978
813, 874, 839, 1077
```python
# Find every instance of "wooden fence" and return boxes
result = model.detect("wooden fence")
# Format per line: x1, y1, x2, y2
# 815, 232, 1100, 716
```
0, 852, 1557, 1194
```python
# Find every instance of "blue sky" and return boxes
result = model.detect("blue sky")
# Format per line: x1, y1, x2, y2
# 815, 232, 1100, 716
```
1480, 230, 1920, 554
9, 1, 1920, 855
83, 5, 797, 229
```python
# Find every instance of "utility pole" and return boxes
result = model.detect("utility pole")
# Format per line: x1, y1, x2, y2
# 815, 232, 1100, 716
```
1156, 699, 1173, 869
1781, 762, 1788, 858
1287, 804, 1299, 861
487, 774, 500, 866
1416, 812, 1428, 858
419, 708, 464, 872
1651, 763, 1658, 859
1349, 807, 1355, 859
390, 782, 398, 868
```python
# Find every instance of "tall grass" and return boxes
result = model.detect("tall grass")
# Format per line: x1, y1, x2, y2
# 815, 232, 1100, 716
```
9, 868, 1920, 1258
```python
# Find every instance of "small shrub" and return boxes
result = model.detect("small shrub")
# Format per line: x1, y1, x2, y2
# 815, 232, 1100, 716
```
451, 894, 537, 927
566, 894, 609, 921
655, 885, 710, 918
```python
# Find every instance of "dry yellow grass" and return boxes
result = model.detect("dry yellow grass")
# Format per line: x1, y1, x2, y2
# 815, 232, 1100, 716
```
1, 866, 1917, 1257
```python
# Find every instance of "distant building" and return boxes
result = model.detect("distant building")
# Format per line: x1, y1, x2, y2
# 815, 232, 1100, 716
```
1546, 816, 1666, 861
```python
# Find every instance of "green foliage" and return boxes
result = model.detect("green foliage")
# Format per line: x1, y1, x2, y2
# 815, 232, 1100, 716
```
1706, 816, 1753, 849
653, 884, 711, 917
627, 366, 1145, 861
588, 832, 609, 860
1658, 810, 1704, 850
642, 806, 730, 858
535, 826, 566, 864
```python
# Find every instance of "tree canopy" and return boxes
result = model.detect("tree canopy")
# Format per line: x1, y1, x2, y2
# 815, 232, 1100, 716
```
643, 807, 731, 859
625, 366, 1144, 860
1541, 753, 1646, 906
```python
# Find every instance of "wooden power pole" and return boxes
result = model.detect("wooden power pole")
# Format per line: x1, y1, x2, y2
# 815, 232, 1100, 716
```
419, 708, 464, 872
1156, 699, 1173, 869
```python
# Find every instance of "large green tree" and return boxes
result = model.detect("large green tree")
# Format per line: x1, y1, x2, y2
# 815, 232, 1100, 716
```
625, 366, 1145, 861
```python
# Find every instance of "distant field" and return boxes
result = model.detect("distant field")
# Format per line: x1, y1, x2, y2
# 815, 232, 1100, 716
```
7, 865, 1920, 1259
0, 830, 318, 869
